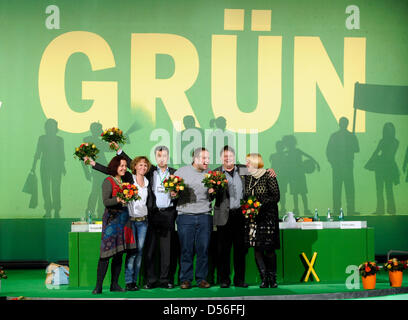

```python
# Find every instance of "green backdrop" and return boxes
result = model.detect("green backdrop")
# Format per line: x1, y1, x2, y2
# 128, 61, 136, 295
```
0, 0, 407, 261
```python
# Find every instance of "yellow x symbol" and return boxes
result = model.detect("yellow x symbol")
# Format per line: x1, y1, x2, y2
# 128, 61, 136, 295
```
301, 252, 320, 282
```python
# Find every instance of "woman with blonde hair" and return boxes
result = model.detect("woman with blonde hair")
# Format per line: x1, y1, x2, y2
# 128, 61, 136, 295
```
124, 156, 153, 291
244, 153, 280, 288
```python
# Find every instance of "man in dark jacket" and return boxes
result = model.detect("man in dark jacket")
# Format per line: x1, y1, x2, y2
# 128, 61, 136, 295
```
214, 146, 276, 288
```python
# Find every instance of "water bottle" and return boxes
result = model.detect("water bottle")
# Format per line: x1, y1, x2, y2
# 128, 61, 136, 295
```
338, 208, 344, 221
327, 208, 333, 221
87, 211, 93, 224
313, 208, 319, 221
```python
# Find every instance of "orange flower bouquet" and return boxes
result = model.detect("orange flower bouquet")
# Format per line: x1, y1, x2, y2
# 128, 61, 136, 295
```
359, 261, 380, 289
240, 196, 261, 221
101, 127, 127, 150
358, 261, 380, 277
117, 183, 141, 203
202, 170, 228, 195
74, 142, 99, 164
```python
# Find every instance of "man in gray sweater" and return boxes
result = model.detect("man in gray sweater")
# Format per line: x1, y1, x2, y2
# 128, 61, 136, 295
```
173, 147, 214, 289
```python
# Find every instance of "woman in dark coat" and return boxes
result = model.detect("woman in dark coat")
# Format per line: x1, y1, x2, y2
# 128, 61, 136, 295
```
92, 155, 136, 294
243, 153, 280, 288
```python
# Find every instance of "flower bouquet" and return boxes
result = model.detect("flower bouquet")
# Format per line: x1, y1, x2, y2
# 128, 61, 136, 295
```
0, 266, 7, 292
359, 261, 380, 277
384, 258, 408, 272
74, 143, 99, 164
241, 196, 261, 247
384, 258, 407, 287
163, 175, 185, 198
202, 170, 228, 195
101, 127, 127, 150
240, 196, 261, 221
0, 266, 7, 280
359, 261, 379, 289
117, 183, 141, 203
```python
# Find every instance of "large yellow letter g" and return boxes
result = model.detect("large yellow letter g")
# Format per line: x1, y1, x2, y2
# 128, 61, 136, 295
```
38, 31, 117, 133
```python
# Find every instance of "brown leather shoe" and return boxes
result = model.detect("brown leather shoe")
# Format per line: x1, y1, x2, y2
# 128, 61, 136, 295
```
198, 280, 210, 288
180, 281, 192, 289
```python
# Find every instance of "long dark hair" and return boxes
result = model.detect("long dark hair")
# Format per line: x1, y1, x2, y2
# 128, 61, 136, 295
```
107, 155, 127, 176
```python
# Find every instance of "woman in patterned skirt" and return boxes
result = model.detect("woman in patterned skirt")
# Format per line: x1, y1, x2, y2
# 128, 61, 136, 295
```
244, 153, 280, 288
92, 155, 136, 294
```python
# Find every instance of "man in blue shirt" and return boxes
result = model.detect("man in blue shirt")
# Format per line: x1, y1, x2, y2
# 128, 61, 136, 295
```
143, 146, 179, 289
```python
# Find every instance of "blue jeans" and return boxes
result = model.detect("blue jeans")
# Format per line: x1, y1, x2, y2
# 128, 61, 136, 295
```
176, 213, 212, 284
125, 220, 148, 284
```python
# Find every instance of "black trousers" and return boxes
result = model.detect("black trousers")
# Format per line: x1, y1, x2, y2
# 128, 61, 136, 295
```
216, 209, 248, 284
95, 252, 123, 289
144, 208, 178, 285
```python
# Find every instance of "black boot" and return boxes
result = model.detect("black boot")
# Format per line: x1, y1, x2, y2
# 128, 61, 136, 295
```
268, 272, 278, 288
255, 249, 269, 288
92, 258, 109, 294
264, 250, 277, 288
110, 254, 125, 292
259, 271, 269, 288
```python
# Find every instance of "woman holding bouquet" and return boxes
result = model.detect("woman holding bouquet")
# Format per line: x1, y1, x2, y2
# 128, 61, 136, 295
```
124, 156, 153, 291
244, 153, 280, 288
93, 155, 135, 294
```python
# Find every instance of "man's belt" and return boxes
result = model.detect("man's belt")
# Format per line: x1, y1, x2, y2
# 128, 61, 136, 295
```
156, 207, 174, 213
130, 216, 147, 222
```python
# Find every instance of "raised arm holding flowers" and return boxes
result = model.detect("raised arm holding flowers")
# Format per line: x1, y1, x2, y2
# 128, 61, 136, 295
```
101, 127, 127, 150
74, 142, 99, 165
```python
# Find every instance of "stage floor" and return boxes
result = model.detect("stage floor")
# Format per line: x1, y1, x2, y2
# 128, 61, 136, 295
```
1, 269, 408, 300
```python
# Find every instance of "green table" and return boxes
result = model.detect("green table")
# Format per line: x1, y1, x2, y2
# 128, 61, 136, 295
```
69, 228, 373, 287
281, 228, 374, 283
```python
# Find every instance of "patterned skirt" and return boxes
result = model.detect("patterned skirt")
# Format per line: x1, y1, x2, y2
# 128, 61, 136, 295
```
244, 209, 280, 250
100, 207, 137, 259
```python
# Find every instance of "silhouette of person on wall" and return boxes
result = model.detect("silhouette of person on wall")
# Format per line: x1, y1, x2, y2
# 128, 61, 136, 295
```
282, 135, 320, 216
269, 140, 289, 216
209, 118, 216, 129
364, 122, 400, 214
326, 117, 359, 216
178, 116, 204, 166
403, 146, 408, 183
82, 122, 113, 219
31, 119, 66, 218
206, 116, 235, 167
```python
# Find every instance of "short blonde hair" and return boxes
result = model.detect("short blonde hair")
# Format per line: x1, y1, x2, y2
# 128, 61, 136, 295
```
131, 156, 151, 175
246, 153, 264, 169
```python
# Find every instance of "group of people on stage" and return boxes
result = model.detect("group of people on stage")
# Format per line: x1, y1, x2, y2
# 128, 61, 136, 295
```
85, 142, 280, 294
